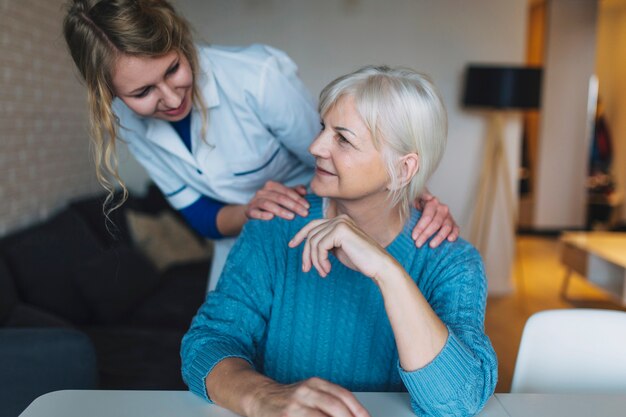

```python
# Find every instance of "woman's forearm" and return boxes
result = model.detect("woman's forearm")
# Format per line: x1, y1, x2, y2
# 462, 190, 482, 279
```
205, 357, 276, 416
376, 258, 448, 371
216, 204, 248, 237
207, 358, 371, 417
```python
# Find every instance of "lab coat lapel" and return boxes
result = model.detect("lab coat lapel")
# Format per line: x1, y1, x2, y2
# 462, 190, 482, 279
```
191, 49, 220, 155
145, 119, 197, 166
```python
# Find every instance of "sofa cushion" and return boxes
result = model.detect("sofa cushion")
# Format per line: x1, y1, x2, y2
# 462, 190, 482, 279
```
125, 209, 211, 271
0, 259, 19, 325
73, 246, 161, 324
4, 209, 102, 324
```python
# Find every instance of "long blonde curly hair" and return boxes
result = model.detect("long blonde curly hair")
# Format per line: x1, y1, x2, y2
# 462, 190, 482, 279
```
63, 0, 206, 214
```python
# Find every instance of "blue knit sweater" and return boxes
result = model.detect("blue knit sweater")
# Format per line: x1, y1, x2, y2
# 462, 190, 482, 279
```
181, 195, 497, 416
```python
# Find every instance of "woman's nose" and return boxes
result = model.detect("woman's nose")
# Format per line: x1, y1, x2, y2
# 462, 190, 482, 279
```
308, 133, 329, 157
160, 84, 182, 109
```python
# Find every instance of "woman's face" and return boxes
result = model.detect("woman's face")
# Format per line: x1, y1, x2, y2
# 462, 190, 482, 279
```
309, 95, 390, 201
111, 50, 193, 121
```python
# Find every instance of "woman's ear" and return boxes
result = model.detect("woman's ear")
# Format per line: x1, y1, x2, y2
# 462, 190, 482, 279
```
399, 153, 419, 187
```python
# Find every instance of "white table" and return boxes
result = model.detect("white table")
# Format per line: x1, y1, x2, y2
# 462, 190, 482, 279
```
496, 393, 626, 417
17, 390, 508, 417
18, 390, 626, 417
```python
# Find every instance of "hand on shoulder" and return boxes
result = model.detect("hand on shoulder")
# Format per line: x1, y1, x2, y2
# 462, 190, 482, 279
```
246, 181, 309, 221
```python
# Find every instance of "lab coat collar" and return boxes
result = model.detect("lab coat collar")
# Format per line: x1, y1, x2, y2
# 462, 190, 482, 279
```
197, 47, 220, 109
145, 119, 197, 166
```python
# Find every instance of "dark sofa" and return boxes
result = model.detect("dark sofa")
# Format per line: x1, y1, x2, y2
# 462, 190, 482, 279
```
0, 186, 210, 415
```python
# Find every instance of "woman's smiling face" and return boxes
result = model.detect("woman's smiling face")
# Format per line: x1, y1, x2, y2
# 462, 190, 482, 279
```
111, 50, 193, 121
309, 95, 390, 201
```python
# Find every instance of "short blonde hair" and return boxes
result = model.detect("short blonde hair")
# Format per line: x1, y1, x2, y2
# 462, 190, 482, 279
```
319, 66, 448, 221
63, 0, 205, 214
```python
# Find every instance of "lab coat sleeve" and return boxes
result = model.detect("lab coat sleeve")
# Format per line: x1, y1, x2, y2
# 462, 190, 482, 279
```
179, 195, 225, 238
123, 138, 201, 210
254, 46, 318, 168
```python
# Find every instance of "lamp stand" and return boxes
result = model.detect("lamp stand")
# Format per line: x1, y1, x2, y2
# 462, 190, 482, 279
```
469, 113, 518, 254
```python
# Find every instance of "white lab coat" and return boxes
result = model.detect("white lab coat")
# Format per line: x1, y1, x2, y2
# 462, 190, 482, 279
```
113, 44, 318, 290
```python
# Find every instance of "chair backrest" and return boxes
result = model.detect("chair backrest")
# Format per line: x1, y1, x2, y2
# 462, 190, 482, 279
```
511, 308, 626, 393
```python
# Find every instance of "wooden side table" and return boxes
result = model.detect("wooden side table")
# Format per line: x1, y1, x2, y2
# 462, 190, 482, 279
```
560, 232, 626, 304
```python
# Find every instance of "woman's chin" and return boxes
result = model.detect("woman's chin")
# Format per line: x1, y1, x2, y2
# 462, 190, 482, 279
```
310, 180, 333, 198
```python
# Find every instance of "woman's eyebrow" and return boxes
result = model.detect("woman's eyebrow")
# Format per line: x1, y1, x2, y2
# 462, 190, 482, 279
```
128, 57, 179, 95
129, 84, 150, 95
334, 126, 357, 137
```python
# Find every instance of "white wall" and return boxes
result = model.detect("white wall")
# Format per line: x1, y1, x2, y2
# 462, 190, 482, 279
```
533, 0, 598, 229
597, 0, 626, 222
123, 0, 528, 293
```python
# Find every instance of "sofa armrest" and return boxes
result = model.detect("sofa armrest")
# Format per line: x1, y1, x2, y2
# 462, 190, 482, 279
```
0, 328, 98, 417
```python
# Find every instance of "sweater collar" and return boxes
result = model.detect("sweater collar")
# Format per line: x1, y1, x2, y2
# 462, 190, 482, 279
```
307, 195, 420, 270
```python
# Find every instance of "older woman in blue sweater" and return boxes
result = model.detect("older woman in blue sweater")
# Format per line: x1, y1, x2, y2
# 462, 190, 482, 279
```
181, 66, 497, 417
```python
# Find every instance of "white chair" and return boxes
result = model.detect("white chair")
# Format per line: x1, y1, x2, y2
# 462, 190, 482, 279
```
511, 308, 626, 393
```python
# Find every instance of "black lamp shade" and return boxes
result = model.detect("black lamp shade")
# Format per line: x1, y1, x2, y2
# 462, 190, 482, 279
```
463, 66, 542, 110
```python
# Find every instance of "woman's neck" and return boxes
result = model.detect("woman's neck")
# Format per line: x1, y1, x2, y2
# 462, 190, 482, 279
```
326, 196, 405, 248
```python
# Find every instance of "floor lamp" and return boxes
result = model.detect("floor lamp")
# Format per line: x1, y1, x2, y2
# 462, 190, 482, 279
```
462, 65, 542, 254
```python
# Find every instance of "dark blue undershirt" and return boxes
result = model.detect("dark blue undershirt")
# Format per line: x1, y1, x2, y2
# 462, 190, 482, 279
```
170, 113, 225, 239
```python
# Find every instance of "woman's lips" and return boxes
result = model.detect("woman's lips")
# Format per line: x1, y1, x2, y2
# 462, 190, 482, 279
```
163, 96, 188, 117
316, 166, 336, 176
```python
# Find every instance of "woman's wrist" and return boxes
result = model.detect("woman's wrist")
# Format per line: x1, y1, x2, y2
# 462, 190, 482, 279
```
216, 204, 248, 236
241, 377, 280, 417
205, 358, 276, 417
372, 255, 407, 290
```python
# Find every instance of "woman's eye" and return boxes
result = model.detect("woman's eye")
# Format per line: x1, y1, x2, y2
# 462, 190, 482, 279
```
133, 87, 152, 98
336, 134, 350, 145
166, 62, 180, 76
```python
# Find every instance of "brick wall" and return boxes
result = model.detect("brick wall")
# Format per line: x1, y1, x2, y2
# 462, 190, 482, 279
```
0, 0, 101, 236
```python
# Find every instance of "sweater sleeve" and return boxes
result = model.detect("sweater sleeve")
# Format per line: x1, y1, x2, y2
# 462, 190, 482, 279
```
180, 218, 283, 402
398, 242, 497, 417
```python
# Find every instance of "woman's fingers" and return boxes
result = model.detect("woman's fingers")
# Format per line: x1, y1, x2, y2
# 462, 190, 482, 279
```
290, 219, 337, 276
291, 220, 326, 272
412, 196, 460, 248
289, 219, 324, 247
412, 196, 439, 247
256, 378, 368, 417
250, 197, 296, 219
246, 207, 275, 220
447, 223, 460, 242
292, 184, 308, 196
265, 182, 310, 215
247, 181, 310, 221
428, 217, 459, 248
291, 217, 365, 277
308, 227, 334, 277
302, 378, 371, 417
427, 222, 452, 248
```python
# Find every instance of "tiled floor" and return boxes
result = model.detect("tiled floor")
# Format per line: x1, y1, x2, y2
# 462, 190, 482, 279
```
484, 234, 624, 392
